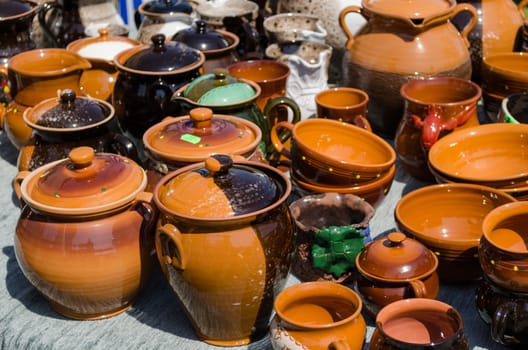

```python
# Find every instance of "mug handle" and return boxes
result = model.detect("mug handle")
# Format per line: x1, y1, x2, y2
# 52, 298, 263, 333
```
264, 96, 301, 161
339, 6, 364, 50
351, 114, 372, 132
270, 121, 295, 159
450, 3, 478, 48
12, 171, 31, 208
491, 301, 518, 344
408, 279, 427, 298
329, 340, 351, 350
156, 223, 187, 270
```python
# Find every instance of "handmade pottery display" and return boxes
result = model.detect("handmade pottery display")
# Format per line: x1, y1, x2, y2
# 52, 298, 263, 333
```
38, 0, 87, 48
476, 275, 528, 347
2, 48, 92, 149
269, 281, 366, 350
13, 147, 157, 320
481, 52, 528, 121
395, 77, 482, 181
339, 0, 477, 137
153, 154, 295, 346
394, 183, 516, 283
370, 298, 468, 349
314, 87, 371, 131
66, 28, 141, 101
289, 192, 374, 283
112, 33, 205, 158
480, 201, 528, 293
498, 91, 528, 124
270, 118, 396, 187
17, 89, 137, 171
171, 20, 240, 73
0, 0, 40, 67
354, 232, 440, 316
263, 12, 328, 44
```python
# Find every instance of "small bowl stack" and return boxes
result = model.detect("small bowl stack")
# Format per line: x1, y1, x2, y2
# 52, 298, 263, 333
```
428, 123, 528, 200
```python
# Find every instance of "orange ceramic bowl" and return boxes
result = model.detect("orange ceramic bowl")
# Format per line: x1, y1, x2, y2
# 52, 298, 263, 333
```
395, 183, 516, 282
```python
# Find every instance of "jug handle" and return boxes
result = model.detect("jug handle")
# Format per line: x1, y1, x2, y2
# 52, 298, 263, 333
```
105, 133, 141, 165
329, 340, 351, 350
38, 1, 63, 48
13, 171, 31, 208
491, 301, 518, 344
156, 223, 187, 270
270, 121, 294, 159
450, 3, 478, 48
519, 0, 528, 18
408, 279, 427, 298
339, 5, 363, 50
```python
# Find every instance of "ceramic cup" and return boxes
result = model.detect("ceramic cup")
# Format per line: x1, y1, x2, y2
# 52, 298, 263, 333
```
315, 87, 371, 131
369, 298, 468, 350
269, 281, 366, 350
498, 91, 528, 124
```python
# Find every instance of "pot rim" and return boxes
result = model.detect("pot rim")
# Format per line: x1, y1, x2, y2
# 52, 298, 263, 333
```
0, 0, 40, 21
482, 201, 528, 255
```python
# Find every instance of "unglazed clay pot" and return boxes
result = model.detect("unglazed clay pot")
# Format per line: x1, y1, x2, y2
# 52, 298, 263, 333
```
339, 0, 477, 137
13, 147, 157, 320
354, 232, 440, 316
269, 281, 366, 350
480, 201, 528, 293
370, 298, 468, 350
153, 154, 295, 346
314, 87, 371, 131
395, 77, 481, 181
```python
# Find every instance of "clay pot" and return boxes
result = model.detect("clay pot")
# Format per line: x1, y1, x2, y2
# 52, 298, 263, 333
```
314, 87, 371, 131
480, 201, 528, 293
13, 147, 157, 320
153, 154, 295, 346
395, 183, 516, 283
370, 298, 468, 350
2, 48, 92, 149
269, 281, 366, 350
395, 77, 482, 181
354, 232, 440, 316
18, 89, 137, 172
339, 0, 477, 137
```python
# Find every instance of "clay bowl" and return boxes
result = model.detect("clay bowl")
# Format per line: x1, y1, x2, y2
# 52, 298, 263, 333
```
481, 52, 528, 121
480, 201, 528, 293
290, 163, 396, 209
428, 123, 528, 187
263, 12, 327, 44
395, 183, 517, 283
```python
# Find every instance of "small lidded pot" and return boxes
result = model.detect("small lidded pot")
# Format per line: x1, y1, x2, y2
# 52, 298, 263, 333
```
18, 89, 137, 172
354, 232, 440, 316
13, 147, 157, 320
153, 154, 295, 345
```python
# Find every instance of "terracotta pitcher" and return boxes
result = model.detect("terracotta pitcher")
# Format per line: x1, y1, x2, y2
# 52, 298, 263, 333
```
339, 0, 477, 138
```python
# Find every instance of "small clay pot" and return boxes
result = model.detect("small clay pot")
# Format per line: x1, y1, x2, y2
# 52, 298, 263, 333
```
354, 232, 440, 316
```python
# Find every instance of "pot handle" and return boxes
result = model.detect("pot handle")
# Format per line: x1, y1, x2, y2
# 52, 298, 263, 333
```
105, 133, 141, 165
270, 120, 294, 159
130, 191, 157, 237
491, 301, 518, 344
450, 3, 478, 48
329, 340, 351, 350
156, 223, 187, 270
408, 279, 427, 298
13, 171, 31, 208
148, 80, 174, 114
339, 6, 364, 50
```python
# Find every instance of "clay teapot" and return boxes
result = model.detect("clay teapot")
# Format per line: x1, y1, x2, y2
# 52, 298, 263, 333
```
38, 0, 86, 48
13, 146, 157, 320
0, 0, 40, 67
153, 154, 295, 345
18, 89, 138, 172
354, 232, 440, 316
339, 0, 477, 137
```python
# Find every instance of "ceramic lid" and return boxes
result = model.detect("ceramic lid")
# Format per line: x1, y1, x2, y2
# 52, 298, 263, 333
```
21, 147, 147, 215
156, 154, 285, 218
66, 28, 140, 62
0, 0, 38, 18
25, 89, 112, 129
143, 107, 261, 162
356, 232, 438, 281
139, 0, 192, 14
122, 34, 204, 72
171, 20, 230, 51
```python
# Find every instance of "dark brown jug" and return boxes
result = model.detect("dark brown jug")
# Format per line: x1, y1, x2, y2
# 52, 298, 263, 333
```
39, 0, 86, 48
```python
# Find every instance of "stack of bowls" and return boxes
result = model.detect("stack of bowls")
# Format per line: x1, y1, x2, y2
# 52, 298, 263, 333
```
271, 118, 397, 208
428, 123, 528, 200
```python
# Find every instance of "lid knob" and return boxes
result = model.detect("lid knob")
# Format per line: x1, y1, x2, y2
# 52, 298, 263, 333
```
151, 34, 167, 52
195, 20, 207, 34
189, 107, 213, 128
69, 146, 95, 169
205, 154, 233, 174
98, 28, 110, 39
387, 232, 407, 246
60, 89, 76, 110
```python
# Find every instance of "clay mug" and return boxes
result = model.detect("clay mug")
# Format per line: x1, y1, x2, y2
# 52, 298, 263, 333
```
13, 147, 157, 320
395, 76, 481, 181
480, 201, 528, 293
269, 281, 366, 350
475, 276, 528, 346
369, 298, 468, 350
497, 91, 528, 124
315, 87, 371, 131
354, 232, 440, 316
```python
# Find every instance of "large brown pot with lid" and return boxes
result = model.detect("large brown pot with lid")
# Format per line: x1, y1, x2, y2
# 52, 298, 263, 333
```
354, 232, 440, 316
153, 154, 295, 346
13, 147, 157, 320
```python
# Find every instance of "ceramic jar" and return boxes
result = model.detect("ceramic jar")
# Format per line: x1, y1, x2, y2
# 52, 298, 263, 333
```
13, 146, 157, 320
153, 154, 295, 346
339, 0, 477, 137
354, 232, 440, 316
269, 281, 366, 350
2, 48, 92, 149
18, 89, 137, 172
112, 33, 205, 158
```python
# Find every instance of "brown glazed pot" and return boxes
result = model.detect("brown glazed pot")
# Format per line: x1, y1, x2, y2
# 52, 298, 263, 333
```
13, 147, 157, 320
153, 154, 295, 346
354, 232, 440, 316
339, 0, 477, 137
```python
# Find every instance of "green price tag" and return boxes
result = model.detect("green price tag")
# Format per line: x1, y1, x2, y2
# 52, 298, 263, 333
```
180, 134, 201, 144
